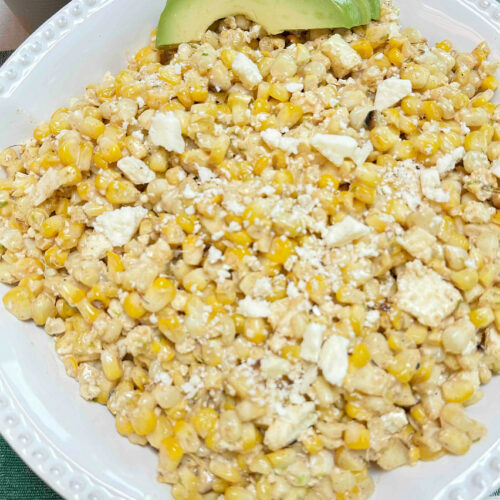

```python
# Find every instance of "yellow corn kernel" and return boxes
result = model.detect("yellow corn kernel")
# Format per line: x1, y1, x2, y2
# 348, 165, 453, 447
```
106, 180, 140, 205
243, 318, 268, 344
49, 109, 70, 134
58, 281, 85, 305
41, 215, 65, 238
412, 358, 434, 384
350, 344, 370, 368
414, 132, 441, 156
451, 269, 478, 291
351, 39, 373, 59
439, 426, 471, 455
254, 156, 270, 176
302, 431, 324, 454
306, 275, 328, 304
401, 63, 430, 90
265, 236, 294, 264
77, 299, 100, 323
115, 413, 134, 435
422, 101, 442, 121
345, 402, 371, 422
191, 408, 218, 439
58, 140, 80, 165
209, 135, 230, 166
405, 324, 428, 345
401, 95, 421, 116
159, 66, 182, 85
123, 292, 146, 319
2, 286, 32, 321
33, 123, 51, 141
266, 448, 296, 469
410, 404, 427, 426
481, 75, 499, 91
99, 139, 122, 163
269, 83, 289, 102
350, 183, 376, 205
387, 47, 403, 66
144, 277, 176, 313
131, 406, 157, 436
190, 83, 209, 103
134, 46, 160, 66
470, 307, 494, 328
344, 425, 370, 450
101, 350, 123, 381
226, 230, 252, 246
79, 116, 105, 140
221, 49, 235, 68
277, 103, 303, 128
252, 98, 271, 115
442, 379, 474, 403
464, 131, 488, 152
436, 39, 453, 51
370, 126, 399, 152
281, 344, 301, 360
318, 173, 340, 190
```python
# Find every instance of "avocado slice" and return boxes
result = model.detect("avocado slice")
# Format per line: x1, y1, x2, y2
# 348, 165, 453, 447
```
368, 0, 381, 19
156, 0, 379, 49
350, 0, 372, 25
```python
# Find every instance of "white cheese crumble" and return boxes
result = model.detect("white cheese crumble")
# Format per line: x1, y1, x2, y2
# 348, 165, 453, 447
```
232, 52, 263, 89
264, 403, 317, 450
491, 159, 500, 178
117, 156, 155, 185
311, 134, 358, 166
420, 168, 449, 203
237, 297, 270, 318
436, 147, 465, 175
300, 323, 326, 363
324, 216, 370, 247
381, 409, 408, 433
261, 128, 300, 154
197, 166, 216, 183
322, 34, 362, 77
284, 82, 303, 93
94, 206, 147, 247
374, 78, 412, 110
150, 111, 185, 154
207, 246, 223, 264
319, 335, 349, 386
396, 260, 461, 327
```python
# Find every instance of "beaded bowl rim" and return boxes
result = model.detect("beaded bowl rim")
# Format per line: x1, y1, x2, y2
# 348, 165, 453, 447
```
1, 1, 500, 499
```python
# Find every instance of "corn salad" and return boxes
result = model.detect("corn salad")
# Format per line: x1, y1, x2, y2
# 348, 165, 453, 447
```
1, 0, 500, 498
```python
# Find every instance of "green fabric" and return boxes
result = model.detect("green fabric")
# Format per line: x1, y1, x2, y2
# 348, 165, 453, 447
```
0, 437, 61, 499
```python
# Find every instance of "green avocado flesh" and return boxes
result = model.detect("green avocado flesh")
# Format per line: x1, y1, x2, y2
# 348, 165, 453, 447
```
156, 0, 381, 49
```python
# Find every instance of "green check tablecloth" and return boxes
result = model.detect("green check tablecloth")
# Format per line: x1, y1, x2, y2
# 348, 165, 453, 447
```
2, 19, 500, 496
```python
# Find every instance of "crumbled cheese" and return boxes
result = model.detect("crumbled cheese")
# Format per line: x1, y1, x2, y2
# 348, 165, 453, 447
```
261, 128, 300, 154
207, 246, 222, 264
321, 34, 362, 77
181, 374, 202, 399
365, 310, 380, 327
300, 323, 326, 363
253, 277, 273, 297
374, 78, 412, 110
284, 82, 303, 93
462, 200, 495, 223
491, 159, 500, 178
319, 335, 349, 386
436, 147, 465, 175
398, 226, 436, 263
420, 168, 449, 202
324, 216, 370, 247
237, 297, 270, 318
381, 409, 408, 433
197, 166, 216, 183
261, 356, 290, 378
117, 156, 155, 185
80, 233, 113, 260
311, 134, 358, 166
352, 141, 373, 167
232, 52, 262, 89
150, 111, 185, 153
264, 403, 317, 450
94, 206, 148, 247
31, 168, 63, 206
396, 260, 461, 327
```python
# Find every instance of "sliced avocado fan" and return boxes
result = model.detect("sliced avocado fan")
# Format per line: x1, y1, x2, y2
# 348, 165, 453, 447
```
156, 0, 381, 49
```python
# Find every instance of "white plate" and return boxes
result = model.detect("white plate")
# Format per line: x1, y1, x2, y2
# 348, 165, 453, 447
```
1, 1, 500, 499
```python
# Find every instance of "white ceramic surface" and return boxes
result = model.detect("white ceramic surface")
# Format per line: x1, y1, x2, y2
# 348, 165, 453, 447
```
0, 1, 500, 499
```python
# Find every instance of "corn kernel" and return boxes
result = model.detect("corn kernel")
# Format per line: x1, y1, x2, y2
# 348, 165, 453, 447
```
469, 307, 494, 328
350, 344, 370, 368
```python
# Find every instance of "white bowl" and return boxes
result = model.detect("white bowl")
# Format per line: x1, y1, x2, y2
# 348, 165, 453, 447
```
1, 1, 500, 499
